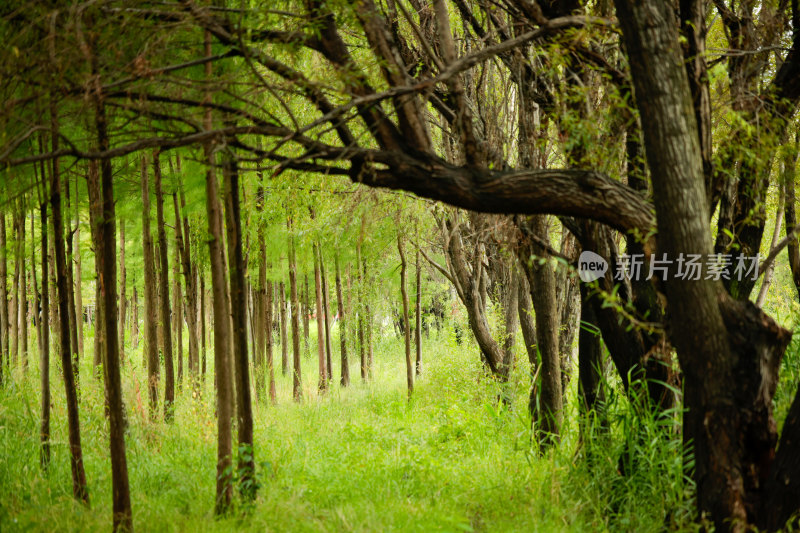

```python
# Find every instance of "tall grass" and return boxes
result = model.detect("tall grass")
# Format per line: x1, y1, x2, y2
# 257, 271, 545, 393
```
1, 320, 763, 532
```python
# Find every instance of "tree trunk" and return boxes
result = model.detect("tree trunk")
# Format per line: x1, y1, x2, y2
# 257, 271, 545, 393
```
314, 243, 327, 391
288, 223, 302, 401
222, 155, 256, 500
10, 210, 19, 368
131, 286, 138, 351
18, 209, 27, 370
141, 155, 160, 415
118, 221, 126, 365
335, 252, 349, 387
39, 191, 50, 469
153, 150, 175, 420
303, 273, 310, 356
204, 145, 234, 515
278, 281, 288, 377
615, 1, 794, 529
320, 250, 333, 381
64, 178, 79, 382
172, 221, 182, 386
356, 241, 366, 381
176, 186, 199, 382
93, 81, 133, 531
398, 236, 413, 399
74, 216, 84, 361
200, 273, 207, 380
52, 138, 89, 506
755, 186, 784, 307
415, 246, 422, 376
0, 212, 7, 381
516, 216, 562, 444
517, 268, 538, 376
254, 221, 267, 402
265, 280, 276, 403
362, 247, 373, 378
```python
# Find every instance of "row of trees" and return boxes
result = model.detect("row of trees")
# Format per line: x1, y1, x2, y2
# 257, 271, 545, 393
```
3, 0, 800, 531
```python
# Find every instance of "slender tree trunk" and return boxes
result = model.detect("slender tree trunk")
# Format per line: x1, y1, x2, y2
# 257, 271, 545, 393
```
517, 269, 538, 375
10, 210, 19, 368
141, 156, 159, 415
52, 142, 89, 506
131, 286, 138, 351
174, 189, 199, 382
118, 221, 126, 365
222, 155, 256, 500
153, 151, 175, 420
279, 281, 288, 377
398, 236, 413, 399
335, 252, 349, 387
0, 213, 7, 381
314, 244, 327, 391
303, 273, 310, 355
415, 246, 422, 376
254, 222, 267, 402
87, 160, 104, 385
288, 224, 302, 401
31, 212, 41, 370
362, 248, 373, 378
200, 274, 207, 380
320, 250, 333, 381
39, 192, 50, 469
265, 280, 276, 403
18, 210, 27, 370
172, 227, 182, 386
356, 241, 366, 381
93, 77, 133, 531
74, 215, 84, 360
756, 187, 785, 307
205, 147, 234, 516
64, 178, 79, 382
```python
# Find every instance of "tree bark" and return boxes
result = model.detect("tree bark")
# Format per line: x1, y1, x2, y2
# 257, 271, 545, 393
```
288, 222, 303, 401
204, 149, 234, 515
222, 155, 256, 500
278, 281, 288, 376
141, 155, 160, 415
320, 250, 333, 381
52, 141, 89, 506
153, 150, 175, 420
303, 273, 310, 356
314, 243, 327, 391
334, 252, 349, 387
356, 240, 366, 381
74, 215, 84, 361
398, 235, 413, 399
39, 189, 50, 469
93, 80, 133, 531
118, 221, 126, 365
415, 246, 422, 376
0, 212, 7, 381
265, 279, 276, 402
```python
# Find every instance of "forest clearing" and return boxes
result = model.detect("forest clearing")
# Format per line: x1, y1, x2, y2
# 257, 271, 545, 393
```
2, 0, 800, 531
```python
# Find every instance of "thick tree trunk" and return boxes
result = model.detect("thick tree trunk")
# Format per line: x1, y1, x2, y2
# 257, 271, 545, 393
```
222, 156, 256, 500
204, 150, 234, 515
52, 145, 89, 506
615, 1, 794, 529
288, 224, 302, 401
516, 216, 562, 443
577, 283, 604, 418
141, 156, 160, 415
314, 244, 327, 391
153, 151, 175, 420
334, 252, 349, 387
398, 236, 413, 399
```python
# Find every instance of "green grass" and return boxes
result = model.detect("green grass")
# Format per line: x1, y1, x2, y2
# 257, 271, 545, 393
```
0, 325, 708, 532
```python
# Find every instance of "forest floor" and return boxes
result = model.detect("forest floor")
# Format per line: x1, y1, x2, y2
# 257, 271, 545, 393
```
4, 322, 798, 532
